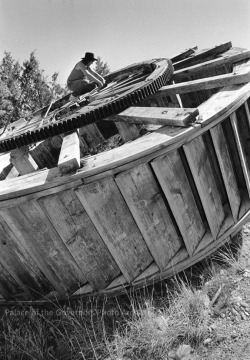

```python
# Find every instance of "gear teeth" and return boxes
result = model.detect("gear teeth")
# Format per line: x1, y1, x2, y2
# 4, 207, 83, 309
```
0, 58, 173, 152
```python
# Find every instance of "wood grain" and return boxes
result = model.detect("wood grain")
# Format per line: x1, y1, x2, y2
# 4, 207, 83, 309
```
116, 163, 182, 269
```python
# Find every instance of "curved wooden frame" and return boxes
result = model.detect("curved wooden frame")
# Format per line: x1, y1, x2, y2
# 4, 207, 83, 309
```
1, 43, 250, 302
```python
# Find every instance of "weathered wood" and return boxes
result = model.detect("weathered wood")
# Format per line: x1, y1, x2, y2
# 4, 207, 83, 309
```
58, 130, 80, 174
152, 149, 206, 255
79, 124, 104, 148
39, 189, 120, 290
197, 82, 250, 127
235, 105, 250, 166
115, 163, 182, 269
183, 136, 225, 238
160, 59, 250, 95
75, 177, 153, 282
173, 42, 232, 70
0, 261, 25, 299
170, 47, 198, 63
10, 146, 38, 175
230, 112, 250, 197
29, 141, 58, 169
161, 248, 189, 272
132, 263, 159, 283
115, 122, 141, 141
0, 152, 13, 180
0, 214, 53, 296
106, 107, 199, 127
210, 124, 241, 221
0, 201, 87, 295
173, 49, 250, 80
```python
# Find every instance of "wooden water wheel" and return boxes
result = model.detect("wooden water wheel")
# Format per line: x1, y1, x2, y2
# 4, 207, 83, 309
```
1, 42, 250, 303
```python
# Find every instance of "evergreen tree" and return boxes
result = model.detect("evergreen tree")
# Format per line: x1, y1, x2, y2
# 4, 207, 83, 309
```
0, 51, 66, 128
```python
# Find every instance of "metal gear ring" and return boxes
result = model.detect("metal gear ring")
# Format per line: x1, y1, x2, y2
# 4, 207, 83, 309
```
0, 58, 173, 152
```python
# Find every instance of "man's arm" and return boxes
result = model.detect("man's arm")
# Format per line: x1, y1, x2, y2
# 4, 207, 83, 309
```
88, 67, 105, 85
76, 62, 103, 86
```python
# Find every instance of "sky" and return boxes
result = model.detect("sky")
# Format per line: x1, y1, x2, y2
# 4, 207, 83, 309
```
1, 0, 250, 86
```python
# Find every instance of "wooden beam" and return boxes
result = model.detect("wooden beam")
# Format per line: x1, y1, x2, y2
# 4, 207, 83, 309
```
173, 49, 250, 81
173, 42, 232, 70
115, 122, 140, 141
10, 146, 38, 175
159, 59, 250, 95
105, 107, 199, 127
58, 130, 80, 174
170, 47, 197, 63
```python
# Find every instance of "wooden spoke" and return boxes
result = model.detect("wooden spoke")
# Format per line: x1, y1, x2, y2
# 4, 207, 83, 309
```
58, 130, 80, 174
105, 107, 199, 127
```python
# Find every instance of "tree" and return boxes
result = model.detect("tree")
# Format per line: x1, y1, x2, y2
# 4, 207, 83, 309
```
0, 51, 66, 129
94, 56, 110, 77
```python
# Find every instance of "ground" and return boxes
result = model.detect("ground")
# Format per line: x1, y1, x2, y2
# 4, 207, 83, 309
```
192, 223, 250, 360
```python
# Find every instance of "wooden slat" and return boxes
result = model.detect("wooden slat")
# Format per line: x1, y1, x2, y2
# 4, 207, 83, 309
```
183, 136, 225, 238
152, 149, 206, 255
115, 163, 182, 269
0, 152, 13, 180
75, 177, 153, 282
230, 112, 250, 197
173, 49, 250, 80
0, 261, 24, 299
0, 202, 87, 295
10, 146, 38, 175
0, 215, 53, 296
79, 124, 104, 148
106, 107, 199, 127
29, 141, 58, 169
170, 47, 198, 63
160, 59, 250, 95
210, 124, 241, 221
58, 130, 80, 174
197, 82, 250, 128
115, 122, 141, 141
39, 189, 120, 290
173, 42, 232, 70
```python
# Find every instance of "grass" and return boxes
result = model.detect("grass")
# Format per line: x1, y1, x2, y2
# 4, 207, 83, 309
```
0, 234, 244, 360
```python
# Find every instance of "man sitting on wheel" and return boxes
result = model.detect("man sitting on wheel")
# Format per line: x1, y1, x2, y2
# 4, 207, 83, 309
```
67, 52, 105, 102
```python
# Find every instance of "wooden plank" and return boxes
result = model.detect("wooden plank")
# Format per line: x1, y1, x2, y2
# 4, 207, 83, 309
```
0, 261, 25, 299
161, 248, 189, 272
74, 176, 153, 282
210, 124, 241, 221
230, 112, 250, 197
58, 130, 80, 174
235, 104, 250, 166
0, 202, 87, 295
170, 47, 197, 63
173, 42, 232, 70
152, 149, 206, 255
197, 82, 250, 128
244, 101, 250, 125
160, 59, 250, 95
115, 163, 182, 269
115, 121, 141, 141
79, 124, 104, 148
0, 152, 13, 180
39, 189, 120, 290
0, 215, 53, 296
10, 146, 38, 175
183, 136, 225, 239
173, 49, 250, 80
29, 141, 58, 169
106, 107, 199, 127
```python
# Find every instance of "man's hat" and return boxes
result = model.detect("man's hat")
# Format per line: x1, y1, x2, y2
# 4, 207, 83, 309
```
82, 52, 97, 61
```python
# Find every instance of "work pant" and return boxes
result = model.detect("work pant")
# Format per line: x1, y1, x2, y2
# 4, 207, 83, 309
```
67, 80, 96, 97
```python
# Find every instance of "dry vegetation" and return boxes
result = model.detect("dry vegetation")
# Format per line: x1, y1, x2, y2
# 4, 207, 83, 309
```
0, 229, 250, 360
